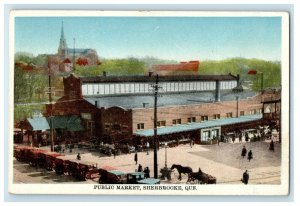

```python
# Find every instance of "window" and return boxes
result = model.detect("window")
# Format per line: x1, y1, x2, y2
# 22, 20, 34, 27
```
172, 119, 181, 125
213, 114, 220, 120
202, 131, 211, 141
137, 123, 144, 130
201, 116, 208, 121
211, 129, 219, 138
157, 121, 166, 127
226, 112, 233, 118
240, 111, 245, 116
188, 117, 196, 123
250, 109, 256, 115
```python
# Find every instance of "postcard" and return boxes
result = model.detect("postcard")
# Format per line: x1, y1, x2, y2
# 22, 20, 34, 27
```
9, 10, 289, 195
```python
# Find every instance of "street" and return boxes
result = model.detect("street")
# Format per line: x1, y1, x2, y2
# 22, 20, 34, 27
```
13, 140, 281, 184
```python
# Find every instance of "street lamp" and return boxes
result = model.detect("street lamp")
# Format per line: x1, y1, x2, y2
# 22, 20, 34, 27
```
164, 142, 168, 167
146, 142, 149, 155
248, 69, 263, 102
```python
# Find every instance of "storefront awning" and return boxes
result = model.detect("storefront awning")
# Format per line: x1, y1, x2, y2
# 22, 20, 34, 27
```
27, 117, 50, 131
134, 114, 262, 137
26, 115, 84, 132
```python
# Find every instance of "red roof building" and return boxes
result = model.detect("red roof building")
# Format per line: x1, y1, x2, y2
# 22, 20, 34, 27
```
151, 60, 200, 76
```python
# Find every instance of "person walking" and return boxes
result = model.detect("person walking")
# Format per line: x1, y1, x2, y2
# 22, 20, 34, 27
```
269, 140, 275, 152
144, 167, 150, 178
134, 151, 138, 165
239, 133, 242, 143
245, 133, 249, 142
138, 164, 143, 172
247, 150, 253, 162
77, 153, 81, 160
241, 146, 247, 158
241, 170, 249, 184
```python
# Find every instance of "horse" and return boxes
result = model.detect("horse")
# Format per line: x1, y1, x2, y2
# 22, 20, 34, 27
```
171, 164, 193, 180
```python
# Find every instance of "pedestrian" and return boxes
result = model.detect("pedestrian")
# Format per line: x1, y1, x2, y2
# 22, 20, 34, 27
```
269, 140, 275, 152
245, 133, 249, 142
241, 146, 247, 158
247, 150, 253, 162
217, 136, 220, 145
138, 164, 143, 172
192, 139, 195, 146
241, 170, 249, 184
190, 139, 193, 148
134, 152, 138, 165
113, 150, 116, 158
232, 136, 236, 143
77, 153, 81, 160
144, 167, 150, 178
239, 133, 242, 143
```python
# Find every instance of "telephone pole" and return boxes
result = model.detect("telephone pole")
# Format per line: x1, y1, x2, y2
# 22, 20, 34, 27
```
153, 74, 159, 178
47, 57, 54, 152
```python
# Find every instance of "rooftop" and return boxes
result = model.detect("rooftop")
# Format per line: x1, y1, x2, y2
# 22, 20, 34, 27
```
80, 74, 238, 84
84, 90, 257, 109
134, 114, 262, 137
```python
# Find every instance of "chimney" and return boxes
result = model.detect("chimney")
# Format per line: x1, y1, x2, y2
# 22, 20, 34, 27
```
95, 101, 98, 107
142, 103, 149, 108
103, 71, 107, 77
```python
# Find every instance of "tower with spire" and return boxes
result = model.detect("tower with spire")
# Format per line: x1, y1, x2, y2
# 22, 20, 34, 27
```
58, 21, 68, 57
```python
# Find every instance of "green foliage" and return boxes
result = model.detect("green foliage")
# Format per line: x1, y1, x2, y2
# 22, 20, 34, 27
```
74, 58, 147, 76
14, 104, 45, 123
200, 58, 281, 91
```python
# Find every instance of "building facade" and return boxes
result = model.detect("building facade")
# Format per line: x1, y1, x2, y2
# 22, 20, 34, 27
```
40, 73, 273, 146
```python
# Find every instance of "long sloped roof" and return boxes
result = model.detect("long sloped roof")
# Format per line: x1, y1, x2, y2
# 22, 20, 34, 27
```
27, 115, 84, 131
84, 90, 257, 109
134, 114, 262, 137
80, 74, 238, 83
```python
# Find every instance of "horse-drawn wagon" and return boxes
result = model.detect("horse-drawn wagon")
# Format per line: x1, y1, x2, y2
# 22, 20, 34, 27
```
187, 168, 217, 184
54, 156, 98, 181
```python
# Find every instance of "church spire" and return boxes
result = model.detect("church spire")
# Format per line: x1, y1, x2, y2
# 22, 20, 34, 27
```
58, 21, 68, 56
60, 21, 65, 39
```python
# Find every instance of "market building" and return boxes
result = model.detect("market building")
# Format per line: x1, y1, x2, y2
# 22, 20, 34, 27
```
18, 69, 281, 147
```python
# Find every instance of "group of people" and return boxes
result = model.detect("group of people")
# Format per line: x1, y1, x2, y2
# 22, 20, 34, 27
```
241, 146, 253, 162
137, 164, 150, 178
240, 140, 275, 185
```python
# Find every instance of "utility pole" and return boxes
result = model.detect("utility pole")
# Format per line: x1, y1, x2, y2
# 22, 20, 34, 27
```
153, 74, 159, 178
47, 58, 54, 152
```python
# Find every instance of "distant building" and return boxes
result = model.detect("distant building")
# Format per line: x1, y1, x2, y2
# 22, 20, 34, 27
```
49, 22, 100, 73
151, 60, 200, 76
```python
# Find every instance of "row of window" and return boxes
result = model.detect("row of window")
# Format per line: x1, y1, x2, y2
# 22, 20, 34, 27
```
136, 110, 262, 130
82, 81, 237, 96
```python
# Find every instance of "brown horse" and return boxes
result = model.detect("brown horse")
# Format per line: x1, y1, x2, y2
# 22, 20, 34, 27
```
171, 164, 193, 180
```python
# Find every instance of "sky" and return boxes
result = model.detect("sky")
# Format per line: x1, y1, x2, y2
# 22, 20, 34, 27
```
15, 16, 282, 61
